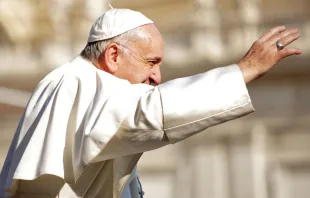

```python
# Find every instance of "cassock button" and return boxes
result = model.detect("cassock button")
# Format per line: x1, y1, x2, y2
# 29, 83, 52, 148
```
139, 190, 145, 197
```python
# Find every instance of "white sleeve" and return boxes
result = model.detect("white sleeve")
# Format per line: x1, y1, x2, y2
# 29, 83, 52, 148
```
87, 64, 254, 163
159, 64, 254, 143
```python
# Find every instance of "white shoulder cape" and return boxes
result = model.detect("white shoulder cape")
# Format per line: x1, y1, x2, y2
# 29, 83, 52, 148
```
0, 56, 254, 197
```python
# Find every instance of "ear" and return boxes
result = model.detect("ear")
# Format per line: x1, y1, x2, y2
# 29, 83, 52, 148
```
102, 43, 120, 73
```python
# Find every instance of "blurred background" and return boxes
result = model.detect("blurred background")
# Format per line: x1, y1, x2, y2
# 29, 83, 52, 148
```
0, 0, 310, 198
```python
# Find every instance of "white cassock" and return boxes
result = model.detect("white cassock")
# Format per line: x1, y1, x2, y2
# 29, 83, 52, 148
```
0, 56, 254, 198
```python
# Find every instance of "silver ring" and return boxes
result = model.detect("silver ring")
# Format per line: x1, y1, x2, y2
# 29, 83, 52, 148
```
276, 41, 284, 50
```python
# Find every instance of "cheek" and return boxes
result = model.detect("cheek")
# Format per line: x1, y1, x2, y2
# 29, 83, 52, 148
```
129, 67, 152, 83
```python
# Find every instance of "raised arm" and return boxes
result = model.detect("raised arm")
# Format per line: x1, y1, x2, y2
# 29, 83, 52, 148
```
89, 64, 253, 163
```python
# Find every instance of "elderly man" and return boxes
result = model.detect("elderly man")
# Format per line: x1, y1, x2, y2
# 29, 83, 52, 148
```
0, 8, 301, 198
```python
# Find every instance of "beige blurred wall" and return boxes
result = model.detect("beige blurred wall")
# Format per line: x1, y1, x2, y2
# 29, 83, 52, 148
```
1, 0, 310, 198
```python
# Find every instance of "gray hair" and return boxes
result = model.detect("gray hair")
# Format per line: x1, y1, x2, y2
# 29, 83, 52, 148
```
80, 27, 151, 62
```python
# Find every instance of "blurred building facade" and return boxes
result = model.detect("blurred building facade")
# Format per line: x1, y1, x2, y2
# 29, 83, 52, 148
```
1, 0, 310, 198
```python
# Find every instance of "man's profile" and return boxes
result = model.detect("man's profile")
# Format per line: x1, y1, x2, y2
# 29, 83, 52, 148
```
0, 8, 301, 198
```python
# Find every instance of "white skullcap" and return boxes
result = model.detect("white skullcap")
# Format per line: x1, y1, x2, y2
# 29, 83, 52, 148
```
87, 8, 153, 43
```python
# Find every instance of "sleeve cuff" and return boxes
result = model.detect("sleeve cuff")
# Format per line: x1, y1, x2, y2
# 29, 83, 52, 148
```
158, 64, 255, 143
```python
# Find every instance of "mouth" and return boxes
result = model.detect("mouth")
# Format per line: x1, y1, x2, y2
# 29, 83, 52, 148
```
144, 78, 155, 86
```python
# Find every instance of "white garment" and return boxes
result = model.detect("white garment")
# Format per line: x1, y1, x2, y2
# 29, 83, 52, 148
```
0, 56, 254, 198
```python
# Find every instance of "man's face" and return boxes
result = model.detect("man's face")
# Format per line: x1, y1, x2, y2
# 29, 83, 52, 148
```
113, 24, 164, 85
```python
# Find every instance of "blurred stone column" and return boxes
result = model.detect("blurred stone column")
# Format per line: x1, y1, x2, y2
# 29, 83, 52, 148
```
0, 0, 38, 71
272, 165, 291, 198
70, 0, 107, 54
251, 122, 268, 198
226, 0, 261, 58
47, 0, 72, 41
42, 0, 73, 67
212, 141, 230, 198
85, 0, 107, 21
191, 0, 224, 62
238, 0, 261, 48
190, 141, 230, 198
175, 143, 193, 198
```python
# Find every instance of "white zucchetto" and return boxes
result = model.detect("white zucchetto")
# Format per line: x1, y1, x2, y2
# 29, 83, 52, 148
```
87, 8, 153, 43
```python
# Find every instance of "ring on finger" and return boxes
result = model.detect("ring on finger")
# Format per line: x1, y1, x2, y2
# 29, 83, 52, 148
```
276, 41, 284, 50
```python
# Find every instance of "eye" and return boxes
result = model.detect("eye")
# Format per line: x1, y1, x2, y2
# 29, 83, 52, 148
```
148, 61, 157, 66
147, 58, 161, 66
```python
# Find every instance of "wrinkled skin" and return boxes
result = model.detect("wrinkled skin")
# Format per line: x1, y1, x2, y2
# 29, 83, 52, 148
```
238, 26, 301, 83
98, 24, 164, 86
98, 24, 301, 85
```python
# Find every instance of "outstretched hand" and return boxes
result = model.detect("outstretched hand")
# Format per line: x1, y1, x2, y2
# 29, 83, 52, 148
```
238, 26, 301, 83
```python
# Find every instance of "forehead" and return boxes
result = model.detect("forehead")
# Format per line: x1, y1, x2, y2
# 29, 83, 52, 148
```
130, 24, 164, 58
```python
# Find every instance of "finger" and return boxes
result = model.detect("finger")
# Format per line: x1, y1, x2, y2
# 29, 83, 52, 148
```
278, 48, 302, 59
268, 28, 299, 45
259, 26, 286, 42
279, 32, 300, 48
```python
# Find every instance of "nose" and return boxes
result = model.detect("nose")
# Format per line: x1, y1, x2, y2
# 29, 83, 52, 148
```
150, 66, 161, 85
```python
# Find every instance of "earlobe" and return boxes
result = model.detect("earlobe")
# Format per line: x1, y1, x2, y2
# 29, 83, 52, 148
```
104, 43, 119, 73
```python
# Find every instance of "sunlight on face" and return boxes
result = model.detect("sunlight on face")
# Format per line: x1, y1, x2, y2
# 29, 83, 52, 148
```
115, 24, 164, 85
